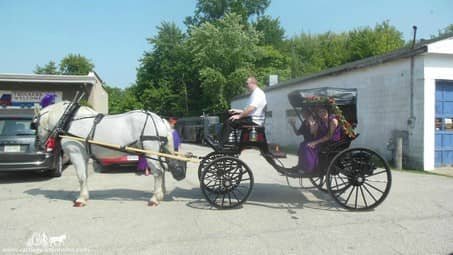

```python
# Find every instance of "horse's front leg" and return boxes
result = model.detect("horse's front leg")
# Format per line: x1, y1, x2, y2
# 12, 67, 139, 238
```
65, 142, 90, 207
149, 168, 165, 207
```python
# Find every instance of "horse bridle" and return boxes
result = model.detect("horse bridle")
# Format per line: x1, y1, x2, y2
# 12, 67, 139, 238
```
32, 102, 82, 149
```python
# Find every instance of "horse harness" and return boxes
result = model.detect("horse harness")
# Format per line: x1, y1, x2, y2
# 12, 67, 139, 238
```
60, 108, 170, 166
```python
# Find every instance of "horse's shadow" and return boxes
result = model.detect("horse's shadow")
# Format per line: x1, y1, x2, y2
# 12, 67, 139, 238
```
25, 188, 151, 202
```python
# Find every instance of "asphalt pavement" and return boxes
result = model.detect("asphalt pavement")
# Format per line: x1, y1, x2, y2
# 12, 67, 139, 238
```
0, 143, 452, 255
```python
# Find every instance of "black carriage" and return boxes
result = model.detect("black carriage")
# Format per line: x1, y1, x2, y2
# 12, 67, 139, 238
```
200, 87, 392, 210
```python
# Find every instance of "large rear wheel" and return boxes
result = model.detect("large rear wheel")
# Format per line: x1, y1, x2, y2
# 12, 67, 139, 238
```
200, 156, 254, 209
326, 148, 392, 211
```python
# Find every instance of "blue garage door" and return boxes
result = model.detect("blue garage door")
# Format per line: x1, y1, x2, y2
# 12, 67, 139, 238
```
435, 80, 453, 167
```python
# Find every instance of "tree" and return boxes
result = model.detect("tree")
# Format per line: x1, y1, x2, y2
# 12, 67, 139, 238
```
104, 85, 143, 114
253, 15, 285, 48
136, 22, 192, 116
189, 13, 260, 111
59, 54, 95, 75
433, 24, 453, 38
34, 61, 59, 74
255, 45, 290, 85
185, 0, 270, 26
286, 21, 404, 78
346, 21, 404, 61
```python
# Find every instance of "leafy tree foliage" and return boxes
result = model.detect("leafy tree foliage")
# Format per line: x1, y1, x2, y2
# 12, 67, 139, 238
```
136, 22, 192, 116
59, 54, 95, 75
286, 21, 404, 77
185, 0, 270, 26
346, 21, 404, 61
135, 2, 409, 116
189, 13, 260, 111
433, 24, 453, 38
253, 15, 285, 48
34, 61, 59, 74
104, 85, 143, 114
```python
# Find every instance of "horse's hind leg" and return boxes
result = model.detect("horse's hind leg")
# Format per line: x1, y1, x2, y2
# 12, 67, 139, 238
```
65, 143, 90, 207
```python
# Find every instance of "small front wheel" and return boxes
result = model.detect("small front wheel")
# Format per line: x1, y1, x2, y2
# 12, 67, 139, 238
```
198, 151, 237, 180
200, 156, 254, 209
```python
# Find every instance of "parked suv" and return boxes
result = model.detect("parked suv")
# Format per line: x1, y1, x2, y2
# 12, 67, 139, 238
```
0, 112, 65, 177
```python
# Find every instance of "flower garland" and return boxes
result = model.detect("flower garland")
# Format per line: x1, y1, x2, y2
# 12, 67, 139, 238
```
303, 96, 356, 139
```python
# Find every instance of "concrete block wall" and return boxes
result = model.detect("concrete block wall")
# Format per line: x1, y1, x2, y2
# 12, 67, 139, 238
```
232, 56, 426, 168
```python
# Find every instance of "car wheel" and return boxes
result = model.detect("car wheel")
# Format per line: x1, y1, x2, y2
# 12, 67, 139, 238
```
48, 152, 63, 177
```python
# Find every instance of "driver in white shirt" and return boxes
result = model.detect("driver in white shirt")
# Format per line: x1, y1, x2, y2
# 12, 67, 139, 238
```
221, 76, 267, 144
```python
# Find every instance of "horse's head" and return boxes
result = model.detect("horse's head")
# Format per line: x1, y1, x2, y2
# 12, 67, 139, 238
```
31, 101, 70, 142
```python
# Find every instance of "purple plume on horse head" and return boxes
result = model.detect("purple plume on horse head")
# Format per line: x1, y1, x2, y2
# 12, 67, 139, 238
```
40, 93, 56, 108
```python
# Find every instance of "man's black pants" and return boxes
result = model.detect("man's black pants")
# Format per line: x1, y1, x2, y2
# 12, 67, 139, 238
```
221, 116, 255, 144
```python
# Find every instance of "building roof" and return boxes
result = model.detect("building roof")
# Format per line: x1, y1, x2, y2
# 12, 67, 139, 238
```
0, 72, 102, 85
234, 34, 453, 100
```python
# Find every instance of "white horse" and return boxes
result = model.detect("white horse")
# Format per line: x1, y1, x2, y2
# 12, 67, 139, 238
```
33, 101, 175, 207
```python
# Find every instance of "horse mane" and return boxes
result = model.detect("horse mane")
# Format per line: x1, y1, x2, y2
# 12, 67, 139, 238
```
39, 101, 98, 131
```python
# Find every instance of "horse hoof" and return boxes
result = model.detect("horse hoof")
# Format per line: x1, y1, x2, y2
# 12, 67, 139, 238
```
73, 201, 86, 207
148, 201, 159, 207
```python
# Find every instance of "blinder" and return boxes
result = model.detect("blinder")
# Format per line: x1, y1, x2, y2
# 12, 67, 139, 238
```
167, 158, 187, 181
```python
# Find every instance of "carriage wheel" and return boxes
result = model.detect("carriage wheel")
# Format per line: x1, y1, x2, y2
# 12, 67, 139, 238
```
200, 156, 254, 209
198, 151, 237, 180
309, 176, 327, 192
326, 148, 392, 211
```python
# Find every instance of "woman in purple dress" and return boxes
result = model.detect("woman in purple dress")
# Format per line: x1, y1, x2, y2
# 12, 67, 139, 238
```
137, 155, 151, 176
297, 105, 342, 173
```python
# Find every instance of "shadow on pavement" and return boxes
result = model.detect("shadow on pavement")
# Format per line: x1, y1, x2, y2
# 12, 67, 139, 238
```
24, 188, 152, 202
168, 183, 343, 212
0, 171, 53, 184
24, 182, 343, 211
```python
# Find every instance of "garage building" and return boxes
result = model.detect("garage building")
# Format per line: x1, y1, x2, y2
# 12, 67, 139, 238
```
232, 35, 453, 171
0, 71, 108, 114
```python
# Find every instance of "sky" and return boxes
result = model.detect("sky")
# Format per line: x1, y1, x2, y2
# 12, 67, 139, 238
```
0, 0, 452, 89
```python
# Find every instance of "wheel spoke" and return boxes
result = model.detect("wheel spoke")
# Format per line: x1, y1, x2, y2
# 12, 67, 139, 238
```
331, 175, 349, 191
363, 181, 385, 194
221, 194, 226, 207
344, 186, 355, 205
362, 183, 378, 203
235, 186, 245, 196
359, 186, 368, 208
334, 183, 352, 198
231, 189, 240, 202
367, 169, 388, 177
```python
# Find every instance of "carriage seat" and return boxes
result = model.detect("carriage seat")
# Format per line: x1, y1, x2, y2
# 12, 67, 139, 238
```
319, 133, 359, 155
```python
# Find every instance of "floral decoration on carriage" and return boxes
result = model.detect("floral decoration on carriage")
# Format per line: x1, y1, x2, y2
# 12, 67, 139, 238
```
287, 87, 358, 139
302, 96, 356, 139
